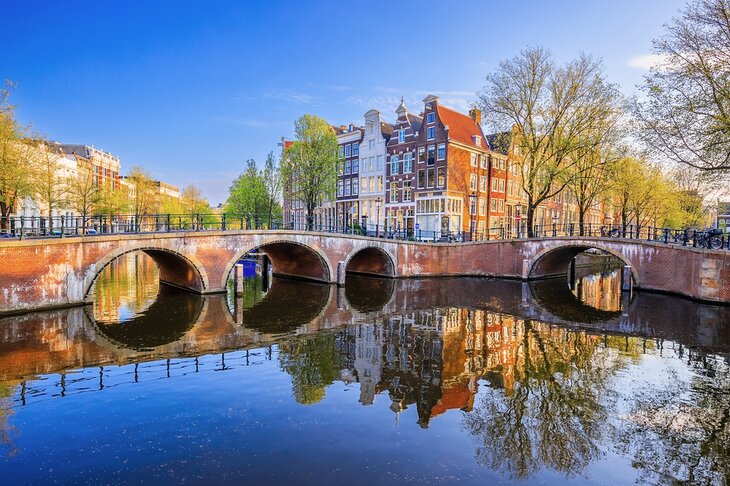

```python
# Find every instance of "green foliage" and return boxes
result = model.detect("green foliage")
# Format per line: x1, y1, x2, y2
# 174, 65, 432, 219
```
281, 114, 339, 229
279, 333, 341, 405
226, 158, 282, 228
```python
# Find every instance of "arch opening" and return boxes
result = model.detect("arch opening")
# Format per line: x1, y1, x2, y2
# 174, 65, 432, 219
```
85, 247, 206, 301
90, 251, 204, 349
529, 245, 634, 312
345, 247, 395, 278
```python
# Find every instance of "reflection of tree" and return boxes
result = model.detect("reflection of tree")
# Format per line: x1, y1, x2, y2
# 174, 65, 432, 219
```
0, 381, 18, 458
279, 333, 342, 405
463, 320, 622, 480
615, 355, 730, 484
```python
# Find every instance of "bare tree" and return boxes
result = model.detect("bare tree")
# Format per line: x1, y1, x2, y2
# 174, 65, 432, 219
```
477, 47, 623, 236
66, 164, 100, 227
633, 0, 730, 172
34, 142, 69, 231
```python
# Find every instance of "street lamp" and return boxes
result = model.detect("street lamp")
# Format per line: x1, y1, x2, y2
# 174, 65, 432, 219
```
376, 197, 382, 238
362, 214, 368, 236
552, 213, 559, 237
469, 192, 477, 241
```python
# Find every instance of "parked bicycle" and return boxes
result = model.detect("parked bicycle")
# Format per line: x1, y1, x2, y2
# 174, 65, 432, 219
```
694, 228, 724, 249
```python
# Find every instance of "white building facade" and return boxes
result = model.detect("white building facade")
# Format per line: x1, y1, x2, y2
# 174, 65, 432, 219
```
357, 110, 391, 232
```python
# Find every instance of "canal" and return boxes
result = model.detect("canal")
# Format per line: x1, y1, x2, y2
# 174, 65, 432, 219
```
0, 251, 728, 484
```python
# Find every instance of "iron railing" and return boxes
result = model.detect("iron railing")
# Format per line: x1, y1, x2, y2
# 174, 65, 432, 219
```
0, 214, 728, 250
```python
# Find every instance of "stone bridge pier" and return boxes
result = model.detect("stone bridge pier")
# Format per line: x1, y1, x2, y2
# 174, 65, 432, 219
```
0, 231, 728, 314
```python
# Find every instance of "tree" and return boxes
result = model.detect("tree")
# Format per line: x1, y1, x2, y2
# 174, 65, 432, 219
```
0, 81, 35, 230
612, 157, 671, 232
125, 166, 158, 218
633, 0, 730, 173
566, 143, 621, 235
226, 159, 268, 228
66, 164, 100, 227
181, 184, 208, 214
262, 151, 283, 227
34, 142, 69, 231
281, 114, 339, 230
476, 47, 622, 237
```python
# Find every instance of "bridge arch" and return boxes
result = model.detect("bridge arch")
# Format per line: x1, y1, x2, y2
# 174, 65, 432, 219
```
84, 245, 209, 300
528, 241, 639, 287
221, 239, 334, 288
344, 246, 397, 278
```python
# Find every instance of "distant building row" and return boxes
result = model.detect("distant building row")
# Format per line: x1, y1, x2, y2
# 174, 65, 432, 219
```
283, 95, 610, 236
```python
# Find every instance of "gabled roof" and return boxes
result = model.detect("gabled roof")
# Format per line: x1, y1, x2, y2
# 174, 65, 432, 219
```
436, 105, 486, 150
486, 131, 512, 155
407, 113, 422, 134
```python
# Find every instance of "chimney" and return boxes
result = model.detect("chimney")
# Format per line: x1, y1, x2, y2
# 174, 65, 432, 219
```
469, 109, 482, 125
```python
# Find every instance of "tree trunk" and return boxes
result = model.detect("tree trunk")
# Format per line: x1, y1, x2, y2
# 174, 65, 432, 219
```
526, 204, 536, 238
578, 204, 587, 236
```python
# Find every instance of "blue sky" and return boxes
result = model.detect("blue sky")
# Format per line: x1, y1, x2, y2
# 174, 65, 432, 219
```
4, 0, 687, 204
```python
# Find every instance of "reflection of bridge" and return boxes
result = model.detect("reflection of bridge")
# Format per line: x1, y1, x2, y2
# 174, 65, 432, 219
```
1, 230, 729, 313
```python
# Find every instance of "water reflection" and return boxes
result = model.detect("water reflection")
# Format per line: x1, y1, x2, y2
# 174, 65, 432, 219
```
0, 266, 728, 484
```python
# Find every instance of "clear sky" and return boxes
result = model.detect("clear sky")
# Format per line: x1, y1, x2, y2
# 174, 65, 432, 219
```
3, 0, 688, 204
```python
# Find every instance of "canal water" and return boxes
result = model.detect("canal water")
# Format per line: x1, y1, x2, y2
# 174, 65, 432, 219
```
0, 252, 728, 485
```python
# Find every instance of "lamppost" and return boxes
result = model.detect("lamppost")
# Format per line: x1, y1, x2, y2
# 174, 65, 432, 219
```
469, 192, 477, 241
376, 197, 382, 238
362, 214, 368, 236
552, 213, 559, 237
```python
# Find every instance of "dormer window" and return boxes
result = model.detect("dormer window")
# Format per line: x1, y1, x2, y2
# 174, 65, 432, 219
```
473, 136, 482, 147
427, 112, 435, 124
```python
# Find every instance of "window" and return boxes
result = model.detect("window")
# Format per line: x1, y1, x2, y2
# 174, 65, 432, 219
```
480, 154, 488, 169
418, 169, 425, 188
479, 197, 486, 216
361, 177, 368, 194
369, 177, 375, 193
398, 129, 405, 143
345, 144, 351, 157
470, 198, 477, 215
492, 178, 499, 192
390, 182, 399, 203
369, 139, 375, 150
403, 152, 413, 173
491, 198, 498, 211
353, 143, 359, 156
390, 154, 400, 175
470, 174, 477, 191
499, 179, 505, 192
352, 159, 359, 173
427, 127, 435, 140
427, 112, 435, 124
479, 176, 487, 192
338, 161, 344, 175
338, 180, 343, 197
403, 181, 412, 201
427, 146, 435, 165
345, 179, 351, 196
352, 178, 359, 195
427, 168, 435, 188
418, 147, 426, 163
377, 176, 383, 192
437, 167, 445, 187
437, 144, 446, 160
345, 160, 351, 175
474, 136, 481, 147
339, 146, 344, 157
470, 153, 478, 167
377, 155, 383, 170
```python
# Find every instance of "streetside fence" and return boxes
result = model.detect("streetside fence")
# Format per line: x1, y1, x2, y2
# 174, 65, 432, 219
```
0, 214, 728, 251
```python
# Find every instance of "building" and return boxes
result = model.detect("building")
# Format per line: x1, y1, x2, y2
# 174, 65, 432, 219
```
385, 99, 422, 235
411, 95, 489, 237
718, 200, 730, 231
358, 109, 392, 233
55, 144, 120, 189
335, 123, 364, 230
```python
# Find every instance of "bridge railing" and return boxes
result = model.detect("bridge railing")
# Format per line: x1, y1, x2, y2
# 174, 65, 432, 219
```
1, 214, 728, 250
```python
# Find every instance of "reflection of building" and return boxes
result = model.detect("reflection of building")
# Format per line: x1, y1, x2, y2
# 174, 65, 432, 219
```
93, 252, 160, 322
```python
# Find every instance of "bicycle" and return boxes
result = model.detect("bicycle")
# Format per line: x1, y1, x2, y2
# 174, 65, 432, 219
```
693, 229, 724, 249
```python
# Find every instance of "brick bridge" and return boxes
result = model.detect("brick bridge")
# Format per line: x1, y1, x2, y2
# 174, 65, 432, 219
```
0, 230, 728, 314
